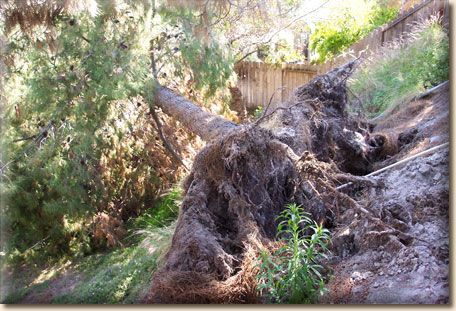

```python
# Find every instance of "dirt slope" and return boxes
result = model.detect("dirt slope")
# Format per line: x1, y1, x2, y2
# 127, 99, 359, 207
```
324, 83, 450, 304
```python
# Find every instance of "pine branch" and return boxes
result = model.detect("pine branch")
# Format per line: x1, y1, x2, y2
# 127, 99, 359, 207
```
1, 121, 54, 173
81, 35, 91, 44
26, 235, 50, 251
13, 134, 37, 142
149, 27, 189, 172
149, 105, 189, 172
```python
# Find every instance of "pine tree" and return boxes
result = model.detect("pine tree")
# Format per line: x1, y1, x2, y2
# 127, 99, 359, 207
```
0, 0, 235, 263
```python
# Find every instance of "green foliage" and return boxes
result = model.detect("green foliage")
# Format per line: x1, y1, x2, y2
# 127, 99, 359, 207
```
310, 0, 398, 64
154, 4, 236, 100
261, 34, 309, 65
141, 187, 180, 228
349, 18, 449, 116
253, 106, 264, 119
1, 1, 234, 264
255, 203, 330, 304
173, 38, 234, 99
125, 187, 180, 243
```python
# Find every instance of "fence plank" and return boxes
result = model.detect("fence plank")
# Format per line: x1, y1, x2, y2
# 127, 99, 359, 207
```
235, 61, 320, 109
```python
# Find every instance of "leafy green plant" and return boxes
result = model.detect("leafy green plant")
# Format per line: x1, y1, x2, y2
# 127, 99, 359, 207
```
349, 17, 449, 117
310, 0, 398, 64
254, 106, 264, 119
255, 203, 330, 304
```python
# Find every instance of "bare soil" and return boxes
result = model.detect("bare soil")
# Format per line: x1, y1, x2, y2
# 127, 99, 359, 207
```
323, 83, 450, 304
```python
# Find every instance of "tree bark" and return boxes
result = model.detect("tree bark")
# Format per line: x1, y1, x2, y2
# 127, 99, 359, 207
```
154, 85, 238, 141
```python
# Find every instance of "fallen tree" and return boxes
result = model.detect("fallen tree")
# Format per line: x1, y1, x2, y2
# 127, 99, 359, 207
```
144, 60, 381, 303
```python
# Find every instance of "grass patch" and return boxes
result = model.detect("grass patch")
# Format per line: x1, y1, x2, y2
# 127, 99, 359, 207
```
1, 279, 53, 304
51, 190, 179, 304
2, 188, 180, 304
2, 223, 175, 304
52, 229, 173, 304
348, 16, 449, 117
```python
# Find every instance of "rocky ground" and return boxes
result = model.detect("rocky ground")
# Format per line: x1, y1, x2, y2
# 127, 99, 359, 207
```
323, 83, 450, 304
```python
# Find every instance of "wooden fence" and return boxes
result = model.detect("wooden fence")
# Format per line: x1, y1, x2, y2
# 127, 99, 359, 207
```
234, 62, 319, 110
234, 0, 449, 110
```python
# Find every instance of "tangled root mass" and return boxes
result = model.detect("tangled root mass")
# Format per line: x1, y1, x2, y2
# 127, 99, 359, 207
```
145, 60, 384, 303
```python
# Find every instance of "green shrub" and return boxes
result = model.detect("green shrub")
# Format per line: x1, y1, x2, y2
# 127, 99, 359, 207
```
349, 17, 449, 117
255, 203, 331, 304
310, 0, 398, 64
1, 1, 234, 264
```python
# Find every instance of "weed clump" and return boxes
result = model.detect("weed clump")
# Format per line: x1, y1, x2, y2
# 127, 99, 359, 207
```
255, 203, 330, 304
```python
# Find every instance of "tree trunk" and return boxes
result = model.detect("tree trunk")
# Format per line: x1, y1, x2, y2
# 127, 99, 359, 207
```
154, 85, 238, 141
145, 60, 382, 303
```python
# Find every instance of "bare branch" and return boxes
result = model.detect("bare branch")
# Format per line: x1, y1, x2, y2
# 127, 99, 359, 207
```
156, 48, 180, 77
149, 106, 189, 172
226, 0, 262, 11
262, 86, 286, 116
264, 0, 329, 44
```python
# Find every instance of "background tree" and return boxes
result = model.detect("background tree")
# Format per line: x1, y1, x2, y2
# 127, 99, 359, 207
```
309, 0, 399, 64
212, 0, 329, 64
0, 0, 236, 263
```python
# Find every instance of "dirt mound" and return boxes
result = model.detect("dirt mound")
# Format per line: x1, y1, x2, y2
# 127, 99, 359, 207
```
324, 146, 449, 304
369, 82, 450, 170
323, 83, 450, 304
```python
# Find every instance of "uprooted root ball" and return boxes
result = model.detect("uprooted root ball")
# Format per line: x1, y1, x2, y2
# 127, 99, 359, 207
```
144, 61, 397, 304
144, 125, 372, 303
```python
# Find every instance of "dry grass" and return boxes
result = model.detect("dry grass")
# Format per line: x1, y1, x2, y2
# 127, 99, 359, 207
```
144, 230, 270, 304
